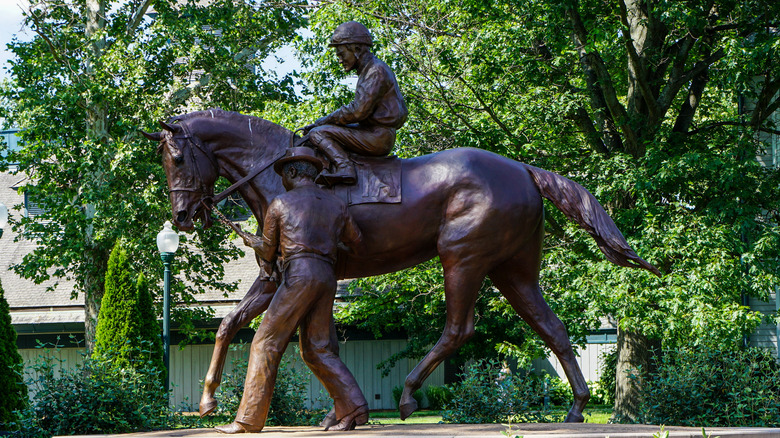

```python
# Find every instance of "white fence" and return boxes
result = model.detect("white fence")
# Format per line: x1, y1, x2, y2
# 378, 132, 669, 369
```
19, 339, 445, 411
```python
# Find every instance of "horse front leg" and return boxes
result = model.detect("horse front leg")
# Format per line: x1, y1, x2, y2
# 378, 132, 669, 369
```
200, 276, 277, 416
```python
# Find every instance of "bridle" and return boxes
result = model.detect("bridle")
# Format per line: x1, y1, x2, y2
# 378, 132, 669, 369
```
163, 120, 290, 217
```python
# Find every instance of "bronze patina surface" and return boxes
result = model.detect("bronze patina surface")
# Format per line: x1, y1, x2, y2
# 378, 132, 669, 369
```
145, 105, 659, 430
302, 22, 408, 186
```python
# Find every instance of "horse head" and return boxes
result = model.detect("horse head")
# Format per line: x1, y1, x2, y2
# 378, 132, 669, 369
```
142, 119, 218, 231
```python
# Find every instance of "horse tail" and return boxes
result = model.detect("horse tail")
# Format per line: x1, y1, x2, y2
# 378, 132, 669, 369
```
525, 164, 661, 277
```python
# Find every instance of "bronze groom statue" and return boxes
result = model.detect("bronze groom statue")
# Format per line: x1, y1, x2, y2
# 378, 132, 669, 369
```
215, 147, 368, 434
303, 21, 408, 186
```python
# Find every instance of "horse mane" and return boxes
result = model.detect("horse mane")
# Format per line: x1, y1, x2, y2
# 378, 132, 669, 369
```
163, 108, 292, 154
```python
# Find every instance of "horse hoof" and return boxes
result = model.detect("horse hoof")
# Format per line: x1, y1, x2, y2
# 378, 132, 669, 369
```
214, 421, 261, 434
200, 397, 218, 417
320, 408, 337, 428
325, 406, 368, 431
399, 399, 418, 421
564, 411, 585, 423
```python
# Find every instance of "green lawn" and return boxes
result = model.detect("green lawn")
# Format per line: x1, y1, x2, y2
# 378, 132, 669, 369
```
368, 406, 613, 425
369, 410, 443, 424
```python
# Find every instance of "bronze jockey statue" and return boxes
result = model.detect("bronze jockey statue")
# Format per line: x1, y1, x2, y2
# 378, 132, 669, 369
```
303, 21, 408, 186
216, 147, 368, 434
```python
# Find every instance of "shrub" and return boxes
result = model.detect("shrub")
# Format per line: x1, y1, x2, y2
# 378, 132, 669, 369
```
637, 347, 780, 427
546, 375, 573, 406
441, 358, 560, 424
94, 242, 163, 383
12, 341, 169, 436
392, 385, 424, 408
587, 380, 611, 406
130, 273, 164, 379
215, 344, 324, 426
424, 385, 452, 411
0, 278, 27, 429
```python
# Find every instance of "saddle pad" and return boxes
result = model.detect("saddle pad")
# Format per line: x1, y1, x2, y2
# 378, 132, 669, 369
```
333, 155, 402, 205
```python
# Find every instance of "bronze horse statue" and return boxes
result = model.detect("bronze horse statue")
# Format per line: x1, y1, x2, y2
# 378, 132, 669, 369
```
144, 109, 660, 424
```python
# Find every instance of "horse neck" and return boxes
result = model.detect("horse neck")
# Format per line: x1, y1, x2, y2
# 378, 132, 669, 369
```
193, 114, 288, 222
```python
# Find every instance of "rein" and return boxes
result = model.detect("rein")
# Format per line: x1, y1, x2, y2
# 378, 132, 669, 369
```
200, 127, 305, 206
171, 122, 294, 216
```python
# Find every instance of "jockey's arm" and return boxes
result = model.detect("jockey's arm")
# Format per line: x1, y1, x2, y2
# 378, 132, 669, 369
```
310, 68, 391, 128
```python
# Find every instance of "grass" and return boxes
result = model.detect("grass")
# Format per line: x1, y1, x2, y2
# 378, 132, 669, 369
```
369, 405, 614, 425
369, 410, 443, 424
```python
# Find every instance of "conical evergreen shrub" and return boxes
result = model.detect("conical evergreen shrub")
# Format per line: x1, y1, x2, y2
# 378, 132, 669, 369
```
94, 240, 138, 367
130, 273, 164, 381
0, 277, 28, 427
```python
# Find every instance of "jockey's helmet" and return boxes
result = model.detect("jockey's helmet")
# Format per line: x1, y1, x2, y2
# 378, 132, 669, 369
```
329, 21, 373, 47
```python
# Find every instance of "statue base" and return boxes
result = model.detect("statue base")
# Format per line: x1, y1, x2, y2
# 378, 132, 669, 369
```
58, 423, 780, 437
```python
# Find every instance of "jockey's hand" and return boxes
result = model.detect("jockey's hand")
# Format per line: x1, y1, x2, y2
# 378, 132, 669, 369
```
302, 116, 329, 133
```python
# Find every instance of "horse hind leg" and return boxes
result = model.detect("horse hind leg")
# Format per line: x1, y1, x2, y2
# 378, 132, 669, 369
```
489, 263, 589, 423
200, 276, 276, 417
399, 261, 485, 420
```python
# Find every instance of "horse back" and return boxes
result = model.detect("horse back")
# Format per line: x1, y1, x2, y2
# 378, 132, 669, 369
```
338, 148, 544, 278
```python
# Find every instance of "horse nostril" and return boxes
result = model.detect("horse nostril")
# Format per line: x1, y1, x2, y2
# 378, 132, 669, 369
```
176, 211, 188, 224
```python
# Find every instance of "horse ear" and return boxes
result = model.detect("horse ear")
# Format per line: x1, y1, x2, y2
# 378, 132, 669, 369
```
141, 130, 162, 141
159, 120, 179, 132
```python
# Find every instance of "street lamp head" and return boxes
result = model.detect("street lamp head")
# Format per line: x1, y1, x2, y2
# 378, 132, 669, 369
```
157, 220, 180, 254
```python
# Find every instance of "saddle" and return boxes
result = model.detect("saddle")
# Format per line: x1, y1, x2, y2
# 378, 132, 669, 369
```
293, 134, 402, 206
332, 154, 402, 206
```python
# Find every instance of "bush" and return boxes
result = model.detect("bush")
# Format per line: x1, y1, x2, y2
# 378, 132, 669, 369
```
11, 341, 169, 436
637, 347, 780, 427
215, 344, 324, 426
0, 278, 27, 429
391, 385, 424, 408
441, 359, 560, 424
587, 380, 611, 406
424, 385, 452, 411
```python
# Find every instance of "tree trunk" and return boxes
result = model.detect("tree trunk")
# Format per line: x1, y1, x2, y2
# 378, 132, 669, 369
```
83, 269, 104, 352
81, 0, 108, 353
612, 327, 660, 423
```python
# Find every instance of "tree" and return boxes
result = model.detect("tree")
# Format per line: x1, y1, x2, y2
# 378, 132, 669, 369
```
0, 277, 27, 428
0, 0, 306, 350
288, 0, 780, 420
94, 240, 162, 372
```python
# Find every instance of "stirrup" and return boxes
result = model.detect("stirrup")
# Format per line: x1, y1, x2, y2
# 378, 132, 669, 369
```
316, 164, 356, 186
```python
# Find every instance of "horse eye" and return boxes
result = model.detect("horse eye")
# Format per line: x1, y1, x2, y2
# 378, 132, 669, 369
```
174, 154, 184, 165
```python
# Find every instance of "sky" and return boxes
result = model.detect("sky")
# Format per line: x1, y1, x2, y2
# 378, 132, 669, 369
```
0, 1, 29, 80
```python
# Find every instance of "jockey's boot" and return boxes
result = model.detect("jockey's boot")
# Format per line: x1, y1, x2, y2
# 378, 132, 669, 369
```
315, 140, 356, 186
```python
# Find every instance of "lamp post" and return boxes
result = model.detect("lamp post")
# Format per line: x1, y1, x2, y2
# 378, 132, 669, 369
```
156, 221, 179, 393
0, 202, 8, 239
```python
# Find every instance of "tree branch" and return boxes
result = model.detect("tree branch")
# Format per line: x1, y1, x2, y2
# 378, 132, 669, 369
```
455, 75, 527, 146
749, 77, 780, 128
687, 121, 780, 136
336, 0, 461, 38
618, 0, 660, 120
672, 68, 708, 134
125, 0, 153, 39
566, 1, 637, 156
27, 9, 81, 82
568, 106, 611, 156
